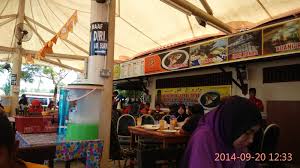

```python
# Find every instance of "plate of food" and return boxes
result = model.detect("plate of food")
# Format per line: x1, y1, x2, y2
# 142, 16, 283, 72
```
174, 127, 181, 130
158, 129, 177, 133
143, 124, 159, 130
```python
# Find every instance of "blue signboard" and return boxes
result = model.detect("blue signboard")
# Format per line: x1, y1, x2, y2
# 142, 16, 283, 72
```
89, 22, 108, 56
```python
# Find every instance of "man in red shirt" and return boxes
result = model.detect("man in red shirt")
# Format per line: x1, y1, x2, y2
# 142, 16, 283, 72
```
249, 88, 264, 112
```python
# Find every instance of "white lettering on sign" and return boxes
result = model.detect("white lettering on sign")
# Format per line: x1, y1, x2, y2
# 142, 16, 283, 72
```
93, 31, 106, 42
91, 23, 104, 30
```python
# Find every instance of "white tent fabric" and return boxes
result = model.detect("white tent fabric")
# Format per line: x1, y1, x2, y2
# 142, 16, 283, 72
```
0, 0, 300, 70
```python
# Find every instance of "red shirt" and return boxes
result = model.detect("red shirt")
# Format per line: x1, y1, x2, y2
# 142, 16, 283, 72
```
140, 107, 150, 114
28, 99, 43, 113
249, 97, 264, 112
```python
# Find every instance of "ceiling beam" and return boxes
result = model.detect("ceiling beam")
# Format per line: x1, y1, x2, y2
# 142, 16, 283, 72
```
0, 17, 15, 27
24, 18, 46, 44
256, 0, 273, 19
21, 54, 83, 72
186, 15, 195, 37
0, 46, 86, 60
199, 0, 213, 15
0, 46, 15, 53
25, 16, 89, 55
0, 14, 17, 19
167, 0, 233, 34
40, 58, 83, 72
24, 49, 87, 60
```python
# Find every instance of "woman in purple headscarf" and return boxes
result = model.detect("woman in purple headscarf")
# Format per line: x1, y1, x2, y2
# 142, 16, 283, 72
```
181, 96, 262, 168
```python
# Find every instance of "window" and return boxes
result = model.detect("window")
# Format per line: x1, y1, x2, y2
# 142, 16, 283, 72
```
156, 72, 232, 89
263, 64, 300, 83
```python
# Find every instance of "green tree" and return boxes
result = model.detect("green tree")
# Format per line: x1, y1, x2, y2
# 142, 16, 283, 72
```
2, 79, 11, 96
22, 64, 68, 104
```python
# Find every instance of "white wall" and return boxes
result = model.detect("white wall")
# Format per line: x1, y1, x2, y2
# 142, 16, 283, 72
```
147, 57, 300, 111
247, 57, 300, 112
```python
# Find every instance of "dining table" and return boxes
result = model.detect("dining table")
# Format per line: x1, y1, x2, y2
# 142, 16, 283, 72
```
15, 132, 103, 168
128, 126, 190, 168
128, 126, 189, 148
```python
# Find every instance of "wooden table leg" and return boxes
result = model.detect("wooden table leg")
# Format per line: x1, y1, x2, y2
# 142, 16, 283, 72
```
130, 133, 135, 148
130, 133, 135, 168
163, 140, 166, 149
65, 161, 71, 168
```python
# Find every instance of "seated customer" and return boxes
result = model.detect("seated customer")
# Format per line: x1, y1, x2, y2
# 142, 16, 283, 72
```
176, 104, 189, 122
140, 103, 150, 114
0, 115, 48, 168
168, 104, 179, 117
28, 99, 43, 114
181, 96, 262, 168
151, 104, 165, 120
47, 101, 55, 110
180, 104, 204, 134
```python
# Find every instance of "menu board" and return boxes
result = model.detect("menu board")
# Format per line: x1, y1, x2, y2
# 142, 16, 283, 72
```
228, 30, 262, 60
160, 47, 190, 71
127, 61, 134, 77
156, 85, 231, 108
113, 64, 120, 80
263, 19, 300, 55
120, 63, 128, 79
190, 38, 227, 67
132, 58, 145, 76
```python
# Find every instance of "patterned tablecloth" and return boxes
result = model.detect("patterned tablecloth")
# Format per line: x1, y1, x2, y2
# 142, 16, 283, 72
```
16, 132, 103, 168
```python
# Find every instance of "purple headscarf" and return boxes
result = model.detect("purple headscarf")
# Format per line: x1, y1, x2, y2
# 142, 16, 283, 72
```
181, 96, 262, 168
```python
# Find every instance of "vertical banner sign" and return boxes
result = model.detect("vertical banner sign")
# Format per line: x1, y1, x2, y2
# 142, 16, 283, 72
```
90, 22, 108, 56
11, 74, 17, 85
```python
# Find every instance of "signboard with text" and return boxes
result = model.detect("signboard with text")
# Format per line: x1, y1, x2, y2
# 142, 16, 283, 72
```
90, 22, 108, 56
228, 30, 262, 60
263, 20, 300, 55
156, 85, 231, 108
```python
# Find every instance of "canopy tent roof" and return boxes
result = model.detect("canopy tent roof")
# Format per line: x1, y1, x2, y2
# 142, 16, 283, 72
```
0, 0, 300, 71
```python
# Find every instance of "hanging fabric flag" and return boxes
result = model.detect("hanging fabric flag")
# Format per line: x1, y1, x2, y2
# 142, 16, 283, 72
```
67, 20, 74, 33
36, 10, 78, 59
58, 26, 69, 40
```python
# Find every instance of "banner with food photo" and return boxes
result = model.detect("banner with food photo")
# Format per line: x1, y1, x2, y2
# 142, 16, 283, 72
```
155, 85, 231, 109
132, 58, 145, 77
160, 47, 190, 71
228, 30, 262, 60
113, 64, 120, 80
263, 19, 300, 55
189, 38, 228, 67
144, 54, 166, 74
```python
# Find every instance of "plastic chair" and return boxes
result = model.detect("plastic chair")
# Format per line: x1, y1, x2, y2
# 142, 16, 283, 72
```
161, 114, 172, 124
140, 114, 155, 125
260, 124, 280, 168
116, 114, 136, 168
260, 124, 280, 153
117, 114, 136, 144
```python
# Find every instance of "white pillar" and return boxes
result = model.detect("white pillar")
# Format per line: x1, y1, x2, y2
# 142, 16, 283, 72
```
10, 0, 25, 116
89, 0, 115, 166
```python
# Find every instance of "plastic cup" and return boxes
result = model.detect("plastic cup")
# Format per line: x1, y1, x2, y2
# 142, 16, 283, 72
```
137, 117, 142, 126
159, 120, 165, 130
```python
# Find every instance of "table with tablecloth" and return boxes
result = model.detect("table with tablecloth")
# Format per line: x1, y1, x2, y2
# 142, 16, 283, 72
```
16, 132, 103, 168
